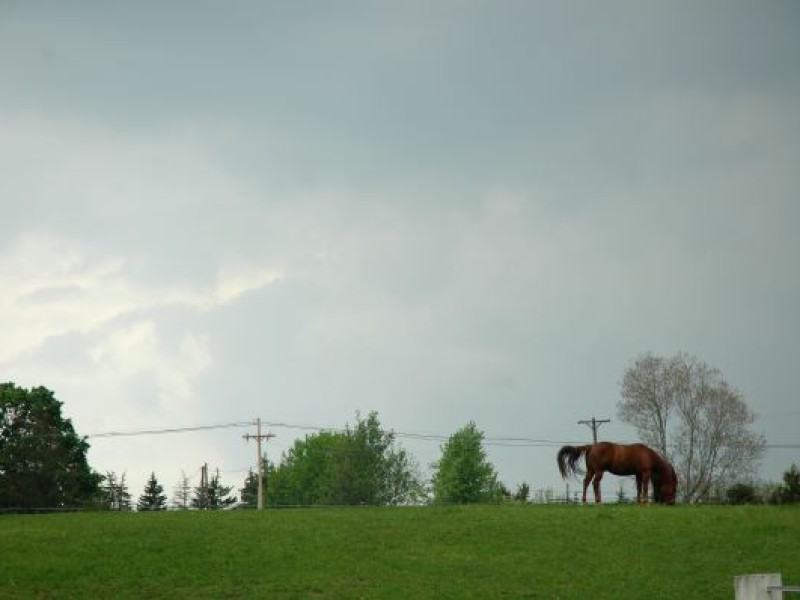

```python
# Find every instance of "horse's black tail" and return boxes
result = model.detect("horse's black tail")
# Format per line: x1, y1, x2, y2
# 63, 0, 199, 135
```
557, 445, 591, 479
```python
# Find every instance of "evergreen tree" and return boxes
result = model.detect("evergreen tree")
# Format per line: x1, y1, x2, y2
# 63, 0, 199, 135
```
137, 472, 167, 511
431, 422, 502, 505
0, 383, 102, 510
239, 469, 259, 509
192, 470, 237, 510
616, 482, 629, 504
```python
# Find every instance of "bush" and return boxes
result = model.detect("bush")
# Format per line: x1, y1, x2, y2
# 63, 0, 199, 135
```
726, 483, 758, 505
771, 464, 800, 504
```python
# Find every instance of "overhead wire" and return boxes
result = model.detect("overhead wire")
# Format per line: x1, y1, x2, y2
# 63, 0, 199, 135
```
86, 421, 253, 438
77, 418, 800, 449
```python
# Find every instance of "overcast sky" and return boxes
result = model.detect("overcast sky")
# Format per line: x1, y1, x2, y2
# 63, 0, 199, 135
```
2, 1, 798, 502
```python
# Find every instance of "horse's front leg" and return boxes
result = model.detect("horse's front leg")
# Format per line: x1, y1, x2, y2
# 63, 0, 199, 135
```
592, 470, 604, 504
640, 471, 651, 504
635, 474, 642, 503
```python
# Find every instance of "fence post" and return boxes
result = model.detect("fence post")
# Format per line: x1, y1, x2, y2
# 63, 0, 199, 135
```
734, 573, 783, 600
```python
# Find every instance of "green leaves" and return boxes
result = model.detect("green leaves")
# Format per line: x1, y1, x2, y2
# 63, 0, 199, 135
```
265, 412, 424, 506
431, 422, 502, 505
0, 382, 102, 510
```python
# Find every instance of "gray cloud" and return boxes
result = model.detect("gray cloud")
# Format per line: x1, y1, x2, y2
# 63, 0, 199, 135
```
1, 1, 798, 498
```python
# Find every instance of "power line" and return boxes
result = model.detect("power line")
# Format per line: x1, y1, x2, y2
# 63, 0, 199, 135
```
87, 421, 252, 438
72, 418, 800, 449
255, 421, 582, 447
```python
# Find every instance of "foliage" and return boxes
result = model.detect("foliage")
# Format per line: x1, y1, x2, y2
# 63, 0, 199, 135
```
1, 506, 799, 598
191, 470, 237, 510
771, 464, 800, 504
617, 352, 765, 502
137, 472, 167, 511
239, 469, 260, 509
514, 482, 531, 503
102, 471, 132, 511
266, 412, 424, 507
726, 483, 758, 505
431, 422, 502, 504
0, 382, 102, 510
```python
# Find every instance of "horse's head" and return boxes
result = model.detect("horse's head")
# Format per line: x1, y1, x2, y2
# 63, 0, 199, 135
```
654, 465, 677, 505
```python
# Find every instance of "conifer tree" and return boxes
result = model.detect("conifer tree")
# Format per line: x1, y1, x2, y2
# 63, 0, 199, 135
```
137, 472, 167, 511
239, 469, 259, 509
192, 470, 237, 510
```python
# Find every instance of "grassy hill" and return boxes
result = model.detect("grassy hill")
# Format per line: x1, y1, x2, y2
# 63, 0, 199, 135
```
1, 504, 798, 598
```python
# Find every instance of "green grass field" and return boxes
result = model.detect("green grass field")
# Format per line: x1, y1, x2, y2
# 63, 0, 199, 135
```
1, 504, 798, 599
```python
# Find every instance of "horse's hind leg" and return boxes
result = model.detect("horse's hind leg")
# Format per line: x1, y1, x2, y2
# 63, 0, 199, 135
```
582, 469, 594, 504
592, 471, 604, 504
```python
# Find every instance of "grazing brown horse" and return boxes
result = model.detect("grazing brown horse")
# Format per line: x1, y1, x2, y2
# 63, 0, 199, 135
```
557, 442, 677, 505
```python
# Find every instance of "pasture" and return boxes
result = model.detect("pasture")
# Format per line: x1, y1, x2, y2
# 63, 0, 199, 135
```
1, 504, 798, 598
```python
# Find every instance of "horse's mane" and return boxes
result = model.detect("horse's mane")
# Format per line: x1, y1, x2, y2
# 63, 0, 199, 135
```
651, 453, 678, 503
666, 463, 677, 485
651, 450, 676, 483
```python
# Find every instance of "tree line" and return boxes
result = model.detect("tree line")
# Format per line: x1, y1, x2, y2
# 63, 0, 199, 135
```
0, 382, 504, 511
2, 352, 798, 511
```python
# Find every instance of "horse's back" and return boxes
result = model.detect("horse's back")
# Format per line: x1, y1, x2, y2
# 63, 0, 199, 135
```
590, 441, 661, 475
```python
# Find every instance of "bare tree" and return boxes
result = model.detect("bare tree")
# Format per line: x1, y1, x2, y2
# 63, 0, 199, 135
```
618, 352, 677, 456
618, 352, 765, 502
171, 470, 192, 510
102, 471, 132, 511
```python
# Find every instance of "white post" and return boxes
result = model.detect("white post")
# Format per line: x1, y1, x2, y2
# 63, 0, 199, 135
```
734, 573, 783, 600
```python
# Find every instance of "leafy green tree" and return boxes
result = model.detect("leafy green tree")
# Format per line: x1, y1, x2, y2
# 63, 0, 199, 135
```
0, 382, 102, 510
775, 464, 800, 504
137, 472, 167, 511
431, 422, 502, 505
336, 411, 423, 506
268, 430, 343, 506
192, 470, 237, 510
266, 412, 424, 507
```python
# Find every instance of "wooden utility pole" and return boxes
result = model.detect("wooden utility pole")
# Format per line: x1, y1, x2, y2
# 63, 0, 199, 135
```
243, 418, 275, 510
200, 463, 209, 510
578, 416, 610, 444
